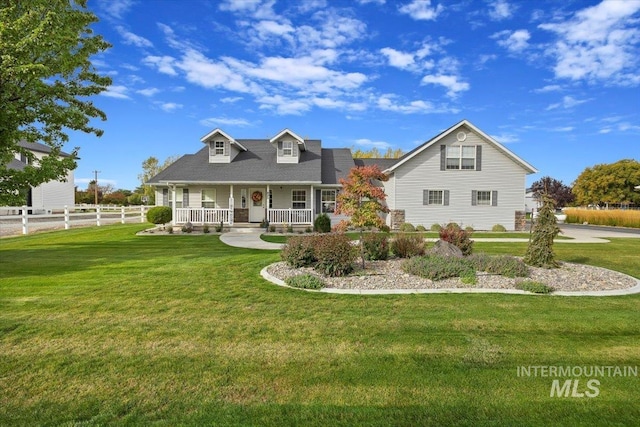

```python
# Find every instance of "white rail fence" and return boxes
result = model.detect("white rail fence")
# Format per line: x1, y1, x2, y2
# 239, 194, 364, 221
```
175, 208, 231, 225
0, 205, 150, 236
267, 209, 313, 224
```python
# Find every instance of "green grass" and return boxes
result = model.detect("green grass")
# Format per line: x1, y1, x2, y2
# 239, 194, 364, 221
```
1, 224, 639, 426
261, 231, 572, 244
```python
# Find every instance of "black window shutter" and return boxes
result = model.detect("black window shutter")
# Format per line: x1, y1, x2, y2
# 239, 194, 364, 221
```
423, 189, 429, 205
471, 190, 477, 206
162, 188, 168, 206
476, 145, 482, 171
315, 189, 321, 214
277, 141, 283, 156
440, 145, 446, 171
183, 189, 189, 207
444, 190, 450, 206
492, 191, 498, 206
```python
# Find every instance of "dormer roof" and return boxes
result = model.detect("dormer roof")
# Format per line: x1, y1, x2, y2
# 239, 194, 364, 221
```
200, 128, 248, 151
270, 128, 306, 152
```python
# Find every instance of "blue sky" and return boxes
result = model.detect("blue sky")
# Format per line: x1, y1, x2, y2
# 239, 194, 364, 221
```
72, 0, 640, 190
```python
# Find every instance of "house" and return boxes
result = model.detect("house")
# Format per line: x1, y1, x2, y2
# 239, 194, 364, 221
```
147, 120, 537, 230
4, 141, 76, 212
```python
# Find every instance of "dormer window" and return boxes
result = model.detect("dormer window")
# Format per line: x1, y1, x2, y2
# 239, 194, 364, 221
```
282, 141, 293, 156
214, 141, 225, 156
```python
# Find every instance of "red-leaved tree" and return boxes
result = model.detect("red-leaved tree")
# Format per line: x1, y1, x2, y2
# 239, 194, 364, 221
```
335, 165, 389, 268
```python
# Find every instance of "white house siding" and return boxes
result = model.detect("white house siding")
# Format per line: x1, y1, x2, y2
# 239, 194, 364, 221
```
391, 127, 527, 230
30, 170, 75, 209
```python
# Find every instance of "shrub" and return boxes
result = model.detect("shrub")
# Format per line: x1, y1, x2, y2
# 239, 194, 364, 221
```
215, 221, 223, 233
305, 226, 312, 233
430, 223, 442, 232
415, 225, 426, 232
203, 224, 210, 234
285, 274, 325, 290
468, 253, 529, 278
361, 232, 389, 261
281, 235, 317, 268
564, 208, 640, 228
524, 194, 560, 268
403, 255, 475, 281
269, 224, 276, 232
166, 225, 173, 234
399, 222, 415, 232
314, 233, 356, 277
181, 222, 193, 233
516, 281, 554, 294
391, 233, 425, 258
314, 213, 331, 233
439, 224, 473, 256
379, 224, 391, 233
492, 224, 507, 232
146, 206, 172, 225
286, 224, 294, 233
465, 226, 474, 233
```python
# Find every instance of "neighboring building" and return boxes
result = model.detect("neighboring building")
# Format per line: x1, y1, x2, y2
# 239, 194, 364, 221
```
5, 141, 76, 211
147, 120, 537, 230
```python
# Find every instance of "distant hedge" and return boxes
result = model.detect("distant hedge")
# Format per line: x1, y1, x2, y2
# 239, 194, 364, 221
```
146, 206, 172, 224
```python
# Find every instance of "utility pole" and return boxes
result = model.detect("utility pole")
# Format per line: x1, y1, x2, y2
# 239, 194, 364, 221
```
93, 170, 100, 205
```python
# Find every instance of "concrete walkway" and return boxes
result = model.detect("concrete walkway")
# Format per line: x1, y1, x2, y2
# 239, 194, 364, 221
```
219, 224, 640, 250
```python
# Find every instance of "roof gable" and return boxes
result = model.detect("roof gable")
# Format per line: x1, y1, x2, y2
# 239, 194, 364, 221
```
270, 128, 306, 151
200, 128, 248, 151
385, 119, 537, 174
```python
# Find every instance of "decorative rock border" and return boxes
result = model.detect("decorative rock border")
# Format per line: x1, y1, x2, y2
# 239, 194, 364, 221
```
259, 264, 640, 297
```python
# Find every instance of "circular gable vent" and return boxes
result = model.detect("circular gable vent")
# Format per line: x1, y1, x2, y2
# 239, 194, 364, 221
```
456, 131, 467, 142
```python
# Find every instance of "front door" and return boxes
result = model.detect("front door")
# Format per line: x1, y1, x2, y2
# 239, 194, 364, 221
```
249, 188, 265, 222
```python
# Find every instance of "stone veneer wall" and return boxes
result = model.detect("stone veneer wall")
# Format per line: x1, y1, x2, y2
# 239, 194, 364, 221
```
390, 209, 405, 230
514, 210, 526, 231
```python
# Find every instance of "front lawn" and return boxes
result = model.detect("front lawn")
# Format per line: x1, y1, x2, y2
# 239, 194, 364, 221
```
1, 224, 639, 426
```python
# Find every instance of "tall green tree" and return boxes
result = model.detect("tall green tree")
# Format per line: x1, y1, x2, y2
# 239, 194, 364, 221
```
0, 0, 111, 205
335, 165, 389, 268
572, 159, 640, 207
523, 194, 560, 269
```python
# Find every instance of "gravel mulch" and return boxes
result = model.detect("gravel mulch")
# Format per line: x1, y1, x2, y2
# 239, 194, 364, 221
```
266, 259, 638, 292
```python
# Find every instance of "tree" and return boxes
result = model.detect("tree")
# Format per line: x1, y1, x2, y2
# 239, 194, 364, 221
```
138, 155, 179, 204
335, 165, 389, 268
351, 147, 404, 159
523, 194, 560, 268
0, 0, 112, 205
530, 176, 575, 208
572, 159, 640, 207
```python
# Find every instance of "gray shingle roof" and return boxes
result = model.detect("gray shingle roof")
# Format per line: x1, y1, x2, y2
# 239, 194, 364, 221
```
353, 158, 399, 170
6, 158, 27, 171
321, 148, 355, 185
148, 139, 324, 184
18, 141, 72, 157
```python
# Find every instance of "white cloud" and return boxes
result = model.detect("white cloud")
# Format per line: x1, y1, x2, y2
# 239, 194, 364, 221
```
353, 138, 392, 150
492, 29, 530, 52
221, 97, 243, 103
539, 0, 640, 85
552, 126, 574, 132
546, 95, 589, 110
136, 87, 160, 97
177, 51, 260, 94
357, 0, 385, 4
380, 47, 415, 69
101, 85, 130, 99
491, 133, 519, 143
258, 94, 312, 115
142, 55, 178, 76
533, 84, 562, 93
618, 122, 640, 132
99, 0, 135, 19
377, 94, 443, 114
399, 0, 444, 21
420, 74, 469, 97
200, 117, 252, 127
598, 128, 612, 134
158, 102, 183, 112
116, 26, 153, 48
488, 0, 515, 21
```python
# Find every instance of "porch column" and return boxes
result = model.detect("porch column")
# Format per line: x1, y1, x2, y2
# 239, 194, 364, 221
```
310, 185, 314, 223
266, 184, 271, 223
229, 185, 234, 225
171, 184, 177, 225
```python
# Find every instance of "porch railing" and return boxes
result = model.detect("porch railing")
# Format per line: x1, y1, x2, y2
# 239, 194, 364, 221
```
175, 208, 232, 224
268, 209, 313, 224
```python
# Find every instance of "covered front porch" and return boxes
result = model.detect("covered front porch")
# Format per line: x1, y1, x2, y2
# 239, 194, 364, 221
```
162, 183, 338, 226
